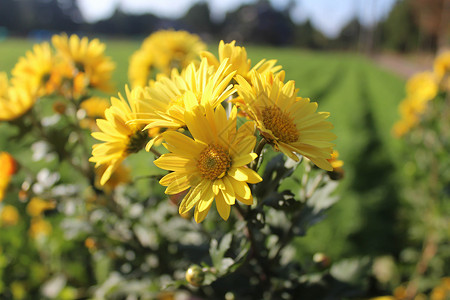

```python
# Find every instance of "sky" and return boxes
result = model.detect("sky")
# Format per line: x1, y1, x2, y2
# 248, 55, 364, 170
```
76, 0, 398, 38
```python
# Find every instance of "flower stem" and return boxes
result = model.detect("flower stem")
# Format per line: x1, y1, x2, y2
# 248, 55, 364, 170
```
251, 138, 267, 171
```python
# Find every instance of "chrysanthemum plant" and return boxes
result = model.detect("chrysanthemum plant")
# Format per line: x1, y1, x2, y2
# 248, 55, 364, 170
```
389, 51, 450, 298
0, 31, 347, 299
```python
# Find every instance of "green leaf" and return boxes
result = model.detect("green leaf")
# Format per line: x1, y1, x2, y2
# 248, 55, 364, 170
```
209, 233, 233, 273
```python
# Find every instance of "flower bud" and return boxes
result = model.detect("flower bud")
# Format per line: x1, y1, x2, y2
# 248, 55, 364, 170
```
185, 265, 205, 287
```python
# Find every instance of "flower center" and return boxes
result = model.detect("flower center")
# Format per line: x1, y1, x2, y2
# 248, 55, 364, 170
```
197, 144, 231, 180
126, 129, 149, 154
261, 105, 299, 143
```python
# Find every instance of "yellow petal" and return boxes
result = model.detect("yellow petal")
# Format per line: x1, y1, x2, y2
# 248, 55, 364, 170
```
216, 192, 231, 221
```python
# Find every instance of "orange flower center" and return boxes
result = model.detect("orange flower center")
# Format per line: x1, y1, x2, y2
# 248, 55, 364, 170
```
261, 105, 299, 143
197, 144, 231, 180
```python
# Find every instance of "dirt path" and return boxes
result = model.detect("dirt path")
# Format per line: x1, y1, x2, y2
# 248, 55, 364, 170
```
372, 53, 434, 79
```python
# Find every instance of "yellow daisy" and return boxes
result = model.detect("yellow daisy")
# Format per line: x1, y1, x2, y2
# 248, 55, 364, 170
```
90, 86, 151, 185
140, 29, 206, 75
11, 42, 56, 96
154, 104, 262, 223
128, 49, 154, 88
0, 73, 36, 121
131, 58, 236, 149
235, 71, 335, 171
201, 40, 282, 81
52, 33, 115, 94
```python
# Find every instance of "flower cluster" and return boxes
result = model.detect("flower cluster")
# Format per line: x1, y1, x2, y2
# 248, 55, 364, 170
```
393, 51, 450, 137
0, 34, 114, 122
92, 38, 337, 222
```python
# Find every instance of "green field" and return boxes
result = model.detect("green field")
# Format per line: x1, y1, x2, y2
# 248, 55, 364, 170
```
0, 37, 406, 260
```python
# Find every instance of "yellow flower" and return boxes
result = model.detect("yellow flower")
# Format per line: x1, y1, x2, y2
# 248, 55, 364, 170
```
26, 197, 56, 217
11, 42, 56, 96
138, 29, 206, 75
1, 205, 19, 226
392, 94, 431, 138
406, 71, 438, 102
128, 49, 154, 88
0, 73, 36, 121
201, 40, 282, 81
434, 51, 450, 88
29, 217, 52, 239
52, 33, 115, 94
132, 58, 236, 149
79, 96, 110, 130
236, 71, 335, 171
154, 104, 262, 222
90, 87, 150, 185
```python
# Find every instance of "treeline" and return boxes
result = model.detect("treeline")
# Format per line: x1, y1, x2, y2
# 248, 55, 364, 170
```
0, 0, 447, 52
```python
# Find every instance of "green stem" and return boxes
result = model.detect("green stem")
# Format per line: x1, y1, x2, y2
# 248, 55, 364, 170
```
150, 147, 162, 158
251, 138, 268, 171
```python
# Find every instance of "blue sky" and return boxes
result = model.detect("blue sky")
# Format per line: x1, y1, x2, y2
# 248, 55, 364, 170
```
76, 0, 397, 38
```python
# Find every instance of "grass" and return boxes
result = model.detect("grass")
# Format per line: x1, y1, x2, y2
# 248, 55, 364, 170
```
0, 37, 407, 259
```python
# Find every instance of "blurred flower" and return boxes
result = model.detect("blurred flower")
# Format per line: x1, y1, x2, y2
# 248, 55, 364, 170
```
79, 96, 110, 130
29, 217, 52, 239
90, 87, 150, 185
0, 72, 36, 121
84, 237, 97, 251
154, 105, 261, 222
201, 40, 282, 82
0, 205, 19, 226
132, 29, 206, 81
431, 277, 450, 300
406, 71, 438, 103
11, 42, 57, 96
132, 58, 235, 150
434, 51, 450, 90
52, 33, 115, 95
128, 49, 154, 88
393, 285, 407, 299
95, 162, 131, 192
327, 150, 344, 179
26, 197, 56, 217
327, 150, 343, 170
236, 71, 335, 171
